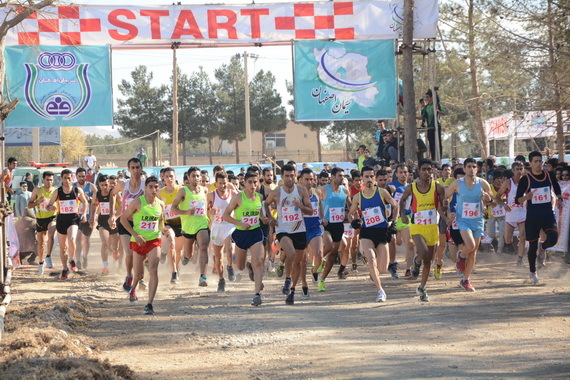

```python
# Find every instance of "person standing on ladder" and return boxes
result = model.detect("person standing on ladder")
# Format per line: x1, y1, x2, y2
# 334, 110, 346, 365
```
421, 90, 445, 161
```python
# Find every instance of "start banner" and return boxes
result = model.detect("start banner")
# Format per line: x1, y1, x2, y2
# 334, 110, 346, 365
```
4, 1, 438, 46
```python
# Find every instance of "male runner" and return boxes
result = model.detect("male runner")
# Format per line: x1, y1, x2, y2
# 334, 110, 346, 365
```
400, 159, 446, 301
348, 170, 364, 272
112, 158, 146, 291
260, 167, 277, 272
265, 164, 313, 305
75, 167, 97, 269
484, 171, 506, 254
159, 167, 185, 284
207, 172, 237, 292
172, 166, 210, 287
28, 171, 57, 275
120, 176, 164, 315
317, 167, 350, 291
46, 169, 88, 280
446, 158, 494, 291
223, 172, 269, 306
515, 151, 562, 283
349, 166, 399, 302
90, 174, 118, 275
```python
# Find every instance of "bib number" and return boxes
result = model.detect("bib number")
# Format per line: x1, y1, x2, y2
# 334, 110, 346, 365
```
242, 215, 259, 226
164, 204, 178, 220
281, 206, 302, 223
414, 209, 438, 225
139, 221, 158, 231
462, 202, 480, 219
491, 205, 505, 217
451, 219, 458, 229
362, 206, 385, 227
329, 207, 345, 223
39, 199, 50, 212
212, 208, 225, 224
343, 223, 354, 238
531, 187, 551, 204
191, 200, 206, 216
393, 192, 403, 203
100, 202, 110, 215
60, 200, 77, 214
311, 201, 319, 217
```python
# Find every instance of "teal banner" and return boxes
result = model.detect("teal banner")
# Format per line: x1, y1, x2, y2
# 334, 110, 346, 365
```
294, 40, 396, 121
5, 45, 112, 127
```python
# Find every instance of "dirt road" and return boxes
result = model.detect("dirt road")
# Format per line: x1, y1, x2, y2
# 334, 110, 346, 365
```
1, 243, 569, 379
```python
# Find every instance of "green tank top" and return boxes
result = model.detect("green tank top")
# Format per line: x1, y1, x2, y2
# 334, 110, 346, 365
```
37, 186, 57, 219
131, 195, 162, 242
180, 186, 209, 234
235, 191, 262, 231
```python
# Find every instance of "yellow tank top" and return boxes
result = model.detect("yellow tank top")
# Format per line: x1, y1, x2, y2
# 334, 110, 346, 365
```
36, 186, 57, 219
411, 181, 438, 213
160, 185, 181, 224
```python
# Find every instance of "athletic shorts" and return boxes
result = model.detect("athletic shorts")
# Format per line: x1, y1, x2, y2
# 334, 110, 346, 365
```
118, 220, 133, 236
456, 217, 484, 239
449, 227, 464, 246
232, 228, 264, 251
438, 218, 447, 235
165, 222, 183, 238
505, 207, 526, 228
260, 222, 270, 246
97, 216, 118, 235
324, 222, 344, 243
305, 225, 323, 243
410, 224, 439, 246
130, 238, 162, 255
183, 228, 210, 241
395, 217, 411, 231
36, 216, 55, 233
78, 221, 94, 237
525, 215, 557, 242
56, 215, 80, 235
211, 223, 236, 246
277, 231, 308, 251
359, 227, 388, 248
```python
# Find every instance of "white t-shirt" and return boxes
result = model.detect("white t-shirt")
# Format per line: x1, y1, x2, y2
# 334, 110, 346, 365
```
84, 154, 97, 169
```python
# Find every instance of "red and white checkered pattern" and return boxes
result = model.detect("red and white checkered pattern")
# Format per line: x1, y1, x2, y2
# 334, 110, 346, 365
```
17, 6, 101, 45
274, 2, 354, 40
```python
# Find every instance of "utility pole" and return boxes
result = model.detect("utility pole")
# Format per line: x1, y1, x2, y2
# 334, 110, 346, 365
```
171, 42, 180, 166
243, 51, 253, 165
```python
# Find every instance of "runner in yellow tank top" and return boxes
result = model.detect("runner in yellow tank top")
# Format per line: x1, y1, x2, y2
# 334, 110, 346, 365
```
399, 159, 446, 302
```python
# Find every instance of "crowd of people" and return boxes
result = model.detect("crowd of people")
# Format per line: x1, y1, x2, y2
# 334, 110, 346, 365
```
2, 150, 567, 315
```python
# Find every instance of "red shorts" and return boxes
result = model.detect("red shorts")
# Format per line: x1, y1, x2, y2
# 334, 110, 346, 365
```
130, 238, 161, 255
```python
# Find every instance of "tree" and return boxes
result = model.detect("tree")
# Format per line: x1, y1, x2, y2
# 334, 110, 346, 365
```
327, 120, 376, 161
7, 127, 85, 165
175, 68, 203, 164
250, 70, 287, 156
402, 0, 418, 163
214, 55, 246, 164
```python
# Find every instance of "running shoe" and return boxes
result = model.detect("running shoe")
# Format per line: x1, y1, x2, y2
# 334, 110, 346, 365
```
312, 272, 319, 284
416, 286, 429, 302
516, 256, 524, 267
160, 252, 167, 264
112, 251, 120, 260
144, 304, 154, 315
181, 256, 190, 266
529, 272, 539, 284
217, 278, 226, 292
411, 258, 421, 278
276, 263, 285, 278
268, 260, 276, 273
317, 280, 326, 292
199, 275, 208, 287
388, 263, 399, 279
122, 275, 133, 292
285, 291, 295, 305
45, 256, 53, 268
405, 269, 411, 277
138, 279, 147, 290
352, 263, 358, 273
434, 264, 443, 280
235, 272, 242, 282
456, 253, 466, 273
69, 259, 78, 272
538, 251, 547, 267
302, 286, 309, 300
375, 289, 387, 302
37, 263, 45, 276
171, 272, 178, 284
227, 266, 236, 281
282, 277, 292, 295
60, 268, 69, 280
460, 279, 475, 292
82, 256, 88, 270
129, 288, 138, 302
251, 294, 262, 306
101, 268, 110, 276
338, 270, 347, 280
246, 261, 255, 282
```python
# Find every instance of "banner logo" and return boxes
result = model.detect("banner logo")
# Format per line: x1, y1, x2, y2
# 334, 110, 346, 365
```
24, 51, 91, 121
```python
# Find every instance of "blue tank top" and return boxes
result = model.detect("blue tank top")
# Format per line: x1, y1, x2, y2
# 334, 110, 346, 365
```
388, 180, 411, 214
360, 188, 387, 229
322, 184, 347, 223
304, 190, 321, 230
74, 181, 92, 217
526, 171, 555, 218
456, 178, 483, 221
449, 193, 458, 213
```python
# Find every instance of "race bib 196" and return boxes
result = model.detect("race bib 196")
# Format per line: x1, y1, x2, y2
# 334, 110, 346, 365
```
462, 202, 480, 219
329, 207, 345, 223
362, 206, 385, 227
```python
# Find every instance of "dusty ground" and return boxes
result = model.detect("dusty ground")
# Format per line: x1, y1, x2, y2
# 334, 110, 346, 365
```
2, 241, 570, 379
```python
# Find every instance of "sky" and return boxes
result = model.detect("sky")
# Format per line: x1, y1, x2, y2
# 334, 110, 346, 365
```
76, 0, 296, 137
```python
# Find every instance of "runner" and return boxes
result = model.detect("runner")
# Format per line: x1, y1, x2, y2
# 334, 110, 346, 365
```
111, 158, 146, 292
317, 167, 350, 291
223, 171, 269, 306
265, 164, 312, 305
515, 151, 563, 283
399, 159, 446, 301
46, 169, 88, 280
28, 171, 57, 275
172, 166, 210, 287
496, 161, 527, 266
159, 167, 185, 284
348, 170, 364, 272
207, 172, 237, 292
1, 157, 17, 202
259, 167, 277, 272
447, 168, 466, 266
433, 163, 454, 279
74, 167, 97, 269
120, 176, 164, 315
90, 175, 117, 275
446, 158, 494, 292
484, 171, 506, 254
348, 166, 399, 302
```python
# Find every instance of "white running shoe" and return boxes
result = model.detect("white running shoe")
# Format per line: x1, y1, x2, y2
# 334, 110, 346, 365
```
37, 263, 45, 275
529, 272, 539, 284
375, 289, 387, 302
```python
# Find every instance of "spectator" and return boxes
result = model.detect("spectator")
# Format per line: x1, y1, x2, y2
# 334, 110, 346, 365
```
362, 149, 377, 168
398, 131, 428, 162
137, 147, 148, 167
323, 163, 331, 173
84, 148, 97, 170
382, 131, 398, 163
484, 157, 496, 181
86, 168, 93, 183
14, 181, 32, 218
24, 172, 35, 192
356, 144, 367, 171
421, 90, 445, 160
375, 120, 387, 158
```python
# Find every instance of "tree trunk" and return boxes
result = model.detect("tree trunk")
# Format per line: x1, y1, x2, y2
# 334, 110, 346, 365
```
451, 128, 457, 159
151, 134, 157, 166
261, 131, 266, 156
345, 128, 350, 162
182, 140, 187, 165
402, 0, 417, 164
468, 0, 488, 158
235, 137, 240, 164
208, 136, 213, 165
547, 0, 565, 160
316, 127, 322, 162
